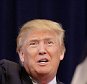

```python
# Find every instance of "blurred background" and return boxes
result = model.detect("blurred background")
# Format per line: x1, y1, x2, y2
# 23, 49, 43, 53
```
0, 0, 87, 84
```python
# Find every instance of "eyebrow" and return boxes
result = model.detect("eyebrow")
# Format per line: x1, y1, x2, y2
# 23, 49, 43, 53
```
29, 40, 39, 43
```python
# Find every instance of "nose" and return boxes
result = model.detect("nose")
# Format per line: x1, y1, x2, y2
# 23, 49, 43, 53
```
38, 42, 47, 55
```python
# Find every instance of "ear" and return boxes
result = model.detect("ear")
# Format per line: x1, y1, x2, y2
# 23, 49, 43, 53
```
60, 52, 64, 60
18, 49, 24, 63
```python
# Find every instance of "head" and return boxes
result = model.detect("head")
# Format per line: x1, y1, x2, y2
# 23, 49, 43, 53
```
16, 19, 65, 83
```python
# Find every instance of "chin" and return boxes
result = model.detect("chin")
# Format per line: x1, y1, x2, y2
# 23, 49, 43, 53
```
35, 67, 52, 75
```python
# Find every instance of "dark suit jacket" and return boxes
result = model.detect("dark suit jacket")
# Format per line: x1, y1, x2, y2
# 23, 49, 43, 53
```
0, 59, 63, 84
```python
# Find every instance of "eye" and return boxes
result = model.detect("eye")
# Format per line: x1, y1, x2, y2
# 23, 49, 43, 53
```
29, 42, 36, 45
28, 41, 38, 47
47, 41, 54, 45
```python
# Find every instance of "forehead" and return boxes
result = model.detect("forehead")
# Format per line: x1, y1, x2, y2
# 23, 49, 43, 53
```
25, 29, 58, 41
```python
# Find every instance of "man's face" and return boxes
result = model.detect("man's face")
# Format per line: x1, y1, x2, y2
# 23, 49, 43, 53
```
19, 29, 64, 79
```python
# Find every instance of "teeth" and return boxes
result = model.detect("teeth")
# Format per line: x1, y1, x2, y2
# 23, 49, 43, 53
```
39, 59, 48, 63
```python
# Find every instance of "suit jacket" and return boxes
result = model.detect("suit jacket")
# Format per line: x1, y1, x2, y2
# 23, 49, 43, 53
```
0, 59, 63, 84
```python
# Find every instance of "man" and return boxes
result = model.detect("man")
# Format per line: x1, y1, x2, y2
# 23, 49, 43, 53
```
0, 19, 66, 84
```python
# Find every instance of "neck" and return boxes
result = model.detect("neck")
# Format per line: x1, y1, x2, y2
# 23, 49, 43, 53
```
31, 74, 56, 84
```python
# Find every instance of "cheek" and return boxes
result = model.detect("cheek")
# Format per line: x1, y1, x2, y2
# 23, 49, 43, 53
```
23, 50, 35, 70
49, 46, 62, 65
49, 48, 61, 72
49, 46, 60, 57
23, 48, 38, 64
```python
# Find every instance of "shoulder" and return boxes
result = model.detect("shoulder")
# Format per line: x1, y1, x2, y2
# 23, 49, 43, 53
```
0, 59, 18, 65
71, 57, 87, 84
0, 59, 22, 84
0, 59, 19, 70
0, 59, 20, 76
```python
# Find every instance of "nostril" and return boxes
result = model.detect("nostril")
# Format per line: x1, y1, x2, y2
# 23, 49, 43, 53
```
39, 52, 46, 55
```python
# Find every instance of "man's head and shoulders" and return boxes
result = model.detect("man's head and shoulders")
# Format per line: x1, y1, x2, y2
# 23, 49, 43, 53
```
0, 19, 65, 84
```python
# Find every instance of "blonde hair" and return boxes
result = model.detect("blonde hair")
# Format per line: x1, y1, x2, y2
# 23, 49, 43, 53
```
16, 19, 66, 53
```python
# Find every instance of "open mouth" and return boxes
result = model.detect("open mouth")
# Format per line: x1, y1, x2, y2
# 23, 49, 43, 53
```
38, 58, 49, 63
